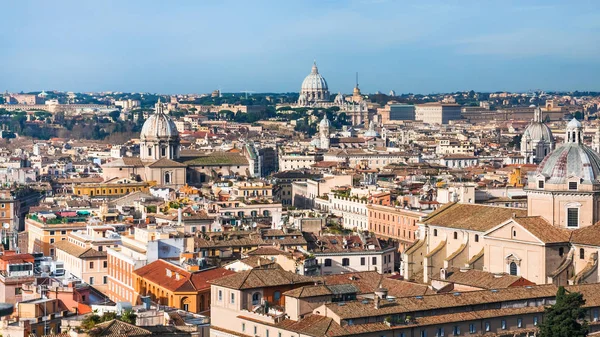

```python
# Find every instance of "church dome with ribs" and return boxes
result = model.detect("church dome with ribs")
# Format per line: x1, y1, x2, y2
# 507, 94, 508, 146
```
537, 118, 600, 184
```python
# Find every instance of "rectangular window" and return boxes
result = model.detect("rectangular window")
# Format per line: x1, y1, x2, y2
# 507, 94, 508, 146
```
485, 322, 490, 331
420, 330, 427, 337
242, 323, 245, 332
569, 181, 578, 190
218, 290, 222, 301
437, 327, 444, 336
49, 231, 55, 235
594, 309, 599, 322
567, 208, 579, 227
501, 320, 506, 329
469, 324, 476, 333
517, 318, 523, 328
361, 257, 365, 265
534, 316, 539, 325
538, 180, 544, 189
453, 326, 460, 335
103, 276, 108, 284
103, 261, 108, 268
372, 257, 377, 265
254, 326, 257, 335
61, 230, 66, 235
90, 262, 94, 269
231, 293, 235, 304
89, 277, 94, 284
50, 238, 55, 244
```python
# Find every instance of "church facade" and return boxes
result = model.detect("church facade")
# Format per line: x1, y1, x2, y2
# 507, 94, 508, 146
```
404, 118, 600, 287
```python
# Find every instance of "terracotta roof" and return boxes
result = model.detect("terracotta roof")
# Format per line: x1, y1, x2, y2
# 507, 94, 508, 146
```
237, 256, 276, 268
513, 216, 572, 243
246, 247, 291, 257
53, 241, 107, 259
321, 271, 432, 298
209, 268, 314, 290
423, 203, 526, 232
147, 157, 187, 168
283, 284, 360, 298
571, 222, 600, 246
90, 319, 151, 336
134, 260, 234, 293
431, 267, 533, 289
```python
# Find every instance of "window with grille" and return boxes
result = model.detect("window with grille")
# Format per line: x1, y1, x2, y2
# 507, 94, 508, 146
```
567, 208, 579, 227
569, 182, 577, 190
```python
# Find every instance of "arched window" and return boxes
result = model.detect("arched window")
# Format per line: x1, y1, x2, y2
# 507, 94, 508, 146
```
580, 248, 585, 260
164, 172, 171, 184
559, 247, 564, 257
474, 234, 479, 242
433, 229, 438, 237
509, 262, 518, 276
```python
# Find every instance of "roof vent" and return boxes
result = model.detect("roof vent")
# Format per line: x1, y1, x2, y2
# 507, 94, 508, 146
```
525, 286, 533, 289
491, 289, 498, 293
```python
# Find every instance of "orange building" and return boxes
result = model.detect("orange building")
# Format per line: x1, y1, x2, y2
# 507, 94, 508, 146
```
133, 260, 234, 315
367, 204, 426, 252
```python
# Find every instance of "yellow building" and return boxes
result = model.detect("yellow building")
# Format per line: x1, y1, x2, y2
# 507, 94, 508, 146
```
73, 177, 154, 197
25, 216, 87, 257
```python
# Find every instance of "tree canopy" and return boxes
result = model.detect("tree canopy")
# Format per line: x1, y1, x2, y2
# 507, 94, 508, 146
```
539, 286, 589, 337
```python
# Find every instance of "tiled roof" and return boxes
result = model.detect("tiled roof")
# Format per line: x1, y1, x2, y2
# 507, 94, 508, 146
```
513, 216, 572, 243
53, 241, 107, 259
134, 260, 234, 293
246, 247, 291, 256
237, 256, 276, 268
423, 203, 526, 232
571, 222, 600, 246
182, 152, 248, 166
321, 271, 432, 298
90, 319, 151, 336
209, 268, 314, 290
431, 267, 533, 289
283, 284, 359, 298
147, 157, 187, 168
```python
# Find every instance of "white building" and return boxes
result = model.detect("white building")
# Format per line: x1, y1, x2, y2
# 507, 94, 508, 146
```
415, 103, 462, 125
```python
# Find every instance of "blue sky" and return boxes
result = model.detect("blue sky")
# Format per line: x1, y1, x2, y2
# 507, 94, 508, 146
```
1, 0, 600, 94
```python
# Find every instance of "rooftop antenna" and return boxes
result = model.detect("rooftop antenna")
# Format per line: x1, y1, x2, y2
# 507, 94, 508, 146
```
356, 72, 359, 88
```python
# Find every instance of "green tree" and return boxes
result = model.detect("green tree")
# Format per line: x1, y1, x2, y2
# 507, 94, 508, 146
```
109, 110, 121, 122
120, 309, 137, 325
539, 286, 588, 337
81, 312, 101, 330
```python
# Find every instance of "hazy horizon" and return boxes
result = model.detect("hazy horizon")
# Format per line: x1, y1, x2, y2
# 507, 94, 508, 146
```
2, 0, 600, 94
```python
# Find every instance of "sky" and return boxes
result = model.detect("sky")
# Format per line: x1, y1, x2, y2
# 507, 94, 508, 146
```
1, 0, 600, 94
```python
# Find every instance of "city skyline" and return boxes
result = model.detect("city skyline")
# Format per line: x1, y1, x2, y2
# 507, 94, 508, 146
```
2, 0, 600, 94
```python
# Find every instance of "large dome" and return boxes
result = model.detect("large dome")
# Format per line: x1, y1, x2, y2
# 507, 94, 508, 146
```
537, 119, 600, 184
302, 63, 328, 91
523, 122, 553, 143
140, 102, 179, 141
